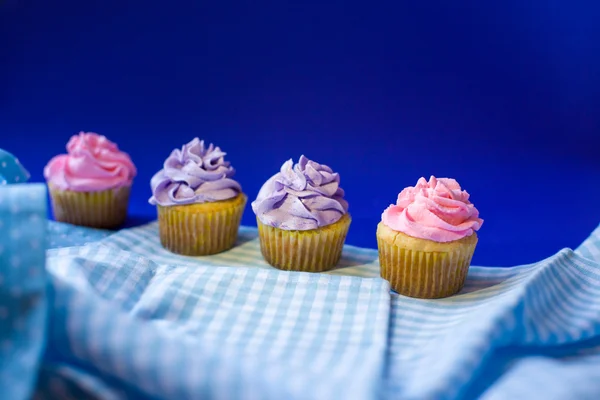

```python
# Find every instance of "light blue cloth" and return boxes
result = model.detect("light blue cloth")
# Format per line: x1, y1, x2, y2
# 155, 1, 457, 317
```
0, 149, 30, 185
0, 184, 48, 400
1, 182, 600, 399
47, 221, 113, 249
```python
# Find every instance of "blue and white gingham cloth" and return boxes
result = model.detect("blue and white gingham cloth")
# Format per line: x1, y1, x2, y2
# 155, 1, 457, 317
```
1, 182, 600, 400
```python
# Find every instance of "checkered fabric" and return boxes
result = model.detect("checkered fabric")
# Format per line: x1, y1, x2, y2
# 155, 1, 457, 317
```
1, 182, 599, 399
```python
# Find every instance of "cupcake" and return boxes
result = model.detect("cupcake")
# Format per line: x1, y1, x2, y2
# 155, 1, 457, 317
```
44, 132, 136, 228
149, 138, 246, 256
251, 155, 351, 272
377, 176, 483, 298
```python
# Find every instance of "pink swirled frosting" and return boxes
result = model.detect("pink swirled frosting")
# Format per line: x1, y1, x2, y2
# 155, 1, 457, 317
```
44, 132, 137, 191
382, 176, 483, 242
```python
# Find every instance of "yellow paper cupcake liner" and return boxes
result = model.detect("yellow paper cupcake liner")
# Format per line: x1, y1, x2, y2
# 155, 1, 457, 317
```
157, 193, 247, 256
376, 222, 478, 299
256, 214, 351, 272
48, 185, 131, 229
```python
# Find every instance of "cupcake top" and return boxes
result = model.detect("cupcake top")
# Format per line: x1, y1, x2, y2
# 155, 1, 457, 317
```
382, 176, 482, 242
252, 155, 348, 231
0, 149, 30, 185
149, 138, 242, 206
44, 132, 136, 192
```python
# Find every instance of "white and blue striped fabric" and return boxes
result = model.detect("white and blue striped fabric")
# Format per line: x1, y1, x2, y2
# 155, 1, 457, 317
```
1, 181, 600, 399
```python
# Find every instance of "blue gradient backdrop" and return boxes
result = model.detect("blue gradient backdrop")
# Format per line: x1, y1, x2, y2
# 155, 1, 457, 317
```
1, 0, 599, 266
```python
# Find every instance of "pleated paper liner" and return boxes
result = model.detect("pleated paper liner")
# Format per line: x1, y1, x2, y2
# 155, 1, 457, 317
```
376, 223, 478, 299
48, 184, 131, 229
157, 194, 247, 256
257, 214, 352, 272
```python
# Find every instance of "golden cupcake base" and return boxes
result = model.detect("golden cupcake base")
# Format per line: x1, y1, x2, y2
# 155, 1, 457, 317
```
377, 223, 478, 299
157, 193, 247, 256
48, 184, 131, 229
257, 214, 351, 272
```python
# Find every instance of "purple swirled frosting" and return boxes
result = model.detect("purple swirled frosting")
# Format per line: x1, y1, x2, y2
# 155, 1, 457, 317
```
149, 138, 242, 206
251, 155, 349, 230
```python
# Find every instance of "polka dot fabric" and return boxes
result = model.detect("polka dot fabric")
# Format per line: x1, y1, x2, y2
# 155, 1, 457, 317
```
47, 221, 112, 249
0, 183, 48, 400
0, 149, 30, 185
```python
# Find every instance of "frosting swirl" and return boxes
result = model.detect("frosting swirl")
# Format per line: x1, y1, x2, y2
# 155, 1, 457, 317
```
149, 138, 242, 206
382, 176, 483, 242
44, 132, 136, 191
252, 155, 348, 230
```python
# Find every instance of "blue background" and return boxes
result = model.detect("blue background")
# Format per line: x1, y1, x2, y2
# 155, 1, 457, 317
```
1, 0, 599, 266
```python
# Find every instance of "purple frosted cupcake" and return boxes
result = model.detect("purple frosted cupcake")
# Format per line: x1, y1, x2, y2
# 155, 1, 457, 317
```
251, 155, 351, 272
149, 138, 247, 256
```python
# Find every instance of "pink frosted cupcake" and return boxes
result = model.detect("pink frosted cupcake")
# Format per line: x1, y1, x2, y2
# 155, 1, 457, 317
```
377, 176, 483, 298
44, 132, 136, 228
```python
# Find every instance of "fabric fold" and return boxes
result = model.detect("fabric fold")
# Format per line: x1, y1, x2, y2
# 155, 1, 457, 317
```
0, 184, 49, 400
44, 247, 390, 400
384, 228, 600, 400
2, 177, 600, 400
